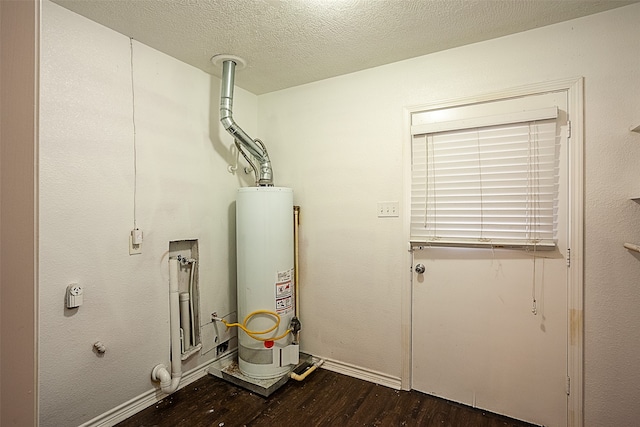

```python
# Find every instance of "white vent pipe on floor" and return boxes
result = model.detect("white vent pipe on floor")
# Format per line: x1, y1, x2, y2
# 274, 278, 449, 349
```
151, 257, 182, 393
290, 359, 324, 382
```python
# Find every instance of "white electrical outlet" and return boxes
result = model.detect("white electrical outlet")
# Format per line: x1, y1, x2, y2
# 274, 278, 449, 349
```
377, 201, 399, 217
66, 284, 83, 308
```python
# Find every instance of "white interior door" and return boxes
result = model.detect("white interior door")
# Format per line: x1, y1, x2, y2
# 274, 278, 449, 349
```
412, 248, 567, 426
410, 91, 570, 426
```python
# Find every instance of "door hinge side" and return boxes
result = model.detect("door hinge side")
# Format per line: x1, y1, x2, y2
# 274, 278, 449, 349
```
566, 376, 571, 395
566, 248, 571, 268
567, 120, 572, 139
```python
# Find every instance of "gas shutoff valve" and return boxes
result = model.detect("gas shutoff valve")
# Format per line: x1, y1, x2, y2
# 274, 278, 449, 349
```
66, 284, 83, 308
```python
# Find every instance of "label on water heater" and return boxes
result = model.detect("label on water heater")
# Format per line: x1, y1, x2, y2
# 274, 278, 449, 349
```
275, 268, 294, 314
276, 296, 293, 314
276, 269, 293, 283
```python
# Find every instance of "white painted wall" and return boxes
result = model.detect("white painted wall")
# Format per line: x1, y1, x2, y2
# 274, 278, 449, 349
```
39, 2, 255, 425
258, 4, 640, 425
38, 1, 640, 425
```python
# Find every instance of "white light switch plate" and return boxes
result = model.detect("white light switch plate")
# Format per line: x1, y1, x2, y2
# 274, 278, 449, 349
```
377, 201, 399, 217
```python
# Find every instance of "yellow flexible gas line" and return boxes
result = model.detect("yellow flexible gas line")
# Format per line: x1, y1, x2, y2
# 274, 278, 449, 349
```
218, 309, 291, 342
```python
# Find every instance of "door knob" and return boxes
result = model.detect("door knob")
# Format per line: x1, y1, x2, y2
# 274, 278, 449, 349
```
415, 263, 426, 274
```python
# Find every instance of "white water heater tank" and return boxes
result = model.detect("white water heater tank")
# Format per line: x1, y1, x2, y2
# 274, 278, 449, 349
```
236, 187, 298, 379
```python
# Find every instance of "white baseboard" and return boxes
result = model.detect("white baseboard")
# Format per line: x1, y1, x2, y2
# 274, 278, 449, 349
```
78, 362, 211, 427
319, 357, 402, 390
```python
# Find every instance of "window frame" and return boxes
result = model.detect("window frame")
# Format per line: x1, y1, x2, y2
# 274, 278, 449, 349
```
409, 100, 564, 250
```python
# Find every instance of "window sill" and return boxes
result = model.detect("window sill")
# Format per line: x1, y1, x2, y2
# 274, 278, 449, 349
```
410, 240, 557, 251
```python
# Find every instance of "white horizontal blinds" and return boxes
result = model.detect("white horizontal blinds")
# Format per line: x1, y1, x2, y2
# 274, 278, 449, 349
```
411, 116, 559, 248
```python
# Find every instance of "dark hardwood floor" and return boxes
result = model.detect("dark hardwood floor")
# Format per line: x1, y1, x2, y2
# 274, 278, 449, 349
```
116, 368, 538, 427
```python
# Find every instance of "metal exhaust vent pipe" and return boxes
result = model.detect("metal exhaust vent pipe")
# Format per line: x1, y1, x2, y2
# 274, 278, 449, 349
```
213, 54, 273, 186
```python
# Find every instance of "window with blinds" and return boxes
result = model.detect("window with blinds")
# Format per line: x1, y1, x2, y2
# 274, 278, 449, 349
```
410, 107, 560, 249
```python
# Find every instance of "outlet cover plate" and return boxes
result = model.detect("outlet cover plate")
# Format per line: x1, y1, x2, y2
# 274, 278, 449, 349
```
377, 201, 399, 217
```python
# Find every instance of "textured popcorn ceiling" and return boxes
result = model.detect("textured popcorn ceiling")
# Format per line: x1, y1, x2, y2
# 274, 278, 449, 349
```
52, 0, 635, 94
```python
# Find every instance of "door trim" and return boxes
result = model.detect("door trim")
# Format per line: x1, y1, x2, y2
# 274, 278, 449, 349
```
401, 77, 584, 427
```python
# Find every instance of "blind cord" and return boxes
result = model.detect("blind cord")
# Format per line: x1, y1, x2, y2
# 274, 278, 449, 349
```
426, 135, 436, 234
531, 243, 538, 315
476, 130, 485, 241
529, 122, 539, 316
